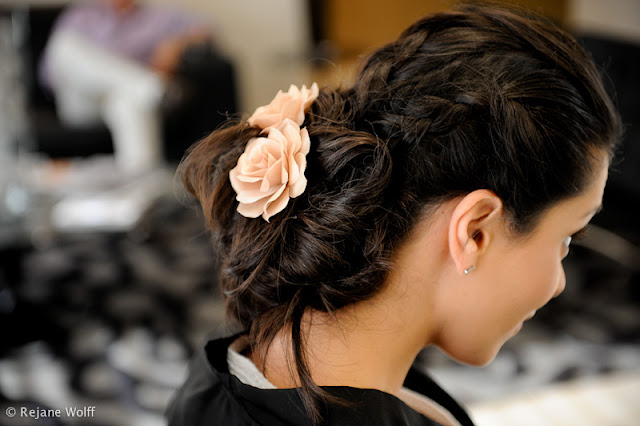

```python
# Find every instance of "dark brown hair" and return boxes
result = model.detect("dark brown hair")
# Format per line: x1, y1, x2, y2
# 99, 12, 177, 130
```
179, 4, 620, 423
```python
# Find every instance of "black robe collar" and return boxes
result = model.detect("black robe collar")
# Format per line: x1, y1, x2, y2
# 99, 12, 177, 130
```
166, 332, 475, 426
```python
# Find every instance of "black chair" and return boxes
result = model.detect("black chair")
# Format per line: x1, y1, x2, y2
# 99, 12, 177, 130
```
580, 35, 640, 244
574, 35, 640, 301
17, 5, 238, 163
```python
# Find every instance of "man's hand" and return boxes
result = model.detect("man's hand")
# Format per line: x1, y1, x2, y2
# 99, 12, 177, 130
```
148, 30, 209, 77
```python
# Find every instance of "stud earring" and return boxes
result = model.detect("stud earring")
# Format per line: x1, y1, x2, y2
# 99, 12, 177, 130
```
464, 265, 476, 275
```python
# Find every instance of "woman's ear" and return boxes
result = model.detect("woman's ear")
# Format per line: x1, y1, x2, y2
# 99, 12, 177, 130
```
448, 190, 503, 275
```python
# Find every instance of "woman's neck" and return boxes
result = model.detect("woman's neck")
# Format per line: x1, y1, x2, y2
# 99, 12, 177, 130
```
249, 280, 440, 394
248, 211, 452, 394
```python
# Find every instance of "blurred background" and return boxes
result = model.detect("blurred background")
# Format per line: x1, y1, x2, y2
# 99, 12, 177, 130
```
0, 0, 638, 425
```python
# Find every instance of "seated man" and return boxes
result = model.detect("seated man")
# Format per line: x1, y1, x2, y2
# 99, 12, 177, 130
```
39, 0, 210, 173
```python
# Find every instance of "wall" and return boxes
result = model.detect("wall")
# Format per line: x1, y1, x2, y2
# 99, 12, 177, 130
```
148, 0, 312, 112
568, 0, 640, 43
326, 0, 569, 56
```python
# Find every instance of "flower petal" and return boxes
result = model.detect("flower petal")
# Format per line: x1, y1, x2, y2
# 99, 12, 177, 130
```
299, 128, 311, 155
236, 187, 276, 204
236, 175, 262, 183
288, 174, 307, 198
263, 158, 284, 191
263, 185, 289, 221
302, 83, 319, 111
287, 84, 301, 98
237, 198, 267, 218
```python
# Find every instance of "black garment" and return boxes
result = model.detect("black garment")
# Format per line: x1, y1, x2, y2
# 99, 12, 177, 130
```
166, 333, 475, 426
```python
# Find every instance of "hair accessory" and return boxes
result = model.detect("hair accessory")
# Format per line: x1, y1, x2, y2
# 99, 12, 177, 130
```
248, 83, 319, 132
230, 83, 318, 222
464, 265, 476, 275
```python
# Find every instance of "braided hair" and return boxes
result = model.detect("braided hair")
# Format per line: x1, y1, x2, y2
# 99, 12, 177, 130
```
178, 4, 620, 423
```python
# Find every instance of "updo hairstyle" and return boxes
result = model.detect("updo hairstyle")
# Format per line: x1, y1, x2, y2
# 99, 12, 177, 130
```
179, 4, 620, 423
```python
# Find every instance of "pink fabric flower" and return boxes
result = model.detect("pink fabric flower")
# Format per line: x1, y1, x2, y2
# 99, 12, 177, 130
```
248, 83, 319, 131
229, 119, 310, 221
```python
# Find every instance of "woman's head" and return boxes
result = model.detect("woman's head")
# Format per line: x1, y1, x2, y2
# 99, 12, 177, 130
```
179, 3, 620, 422
389, 157, 609, 367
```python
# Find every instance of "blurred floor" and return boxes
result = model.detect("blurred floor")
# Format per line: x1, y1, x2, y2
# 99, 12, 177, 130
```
0, 168, 639, 425
469, 372, 640, 426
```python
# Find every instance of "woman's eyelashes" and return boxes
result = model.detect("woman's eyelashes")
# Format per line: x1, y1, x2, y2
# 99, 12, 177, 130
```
571, 226, 590, 242
565, 226, 590, 248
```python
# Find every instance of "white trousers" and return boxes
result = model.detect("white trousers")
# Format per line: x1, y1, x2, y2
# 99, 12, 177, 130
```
46, 31, 165, 173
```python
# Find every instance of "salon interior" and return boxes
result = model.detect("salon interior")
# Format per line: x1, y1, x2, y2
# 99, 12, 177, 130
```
0, 0, 638, 425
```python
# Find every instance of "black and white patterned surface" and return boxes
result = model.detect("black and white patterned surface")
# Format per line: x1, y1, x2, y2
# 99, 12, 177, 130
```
1, 195, 639, 426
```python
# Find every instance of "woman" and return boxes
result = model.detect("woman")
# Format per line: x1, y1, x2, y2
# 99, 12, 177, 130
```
167, 4, 620, 425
